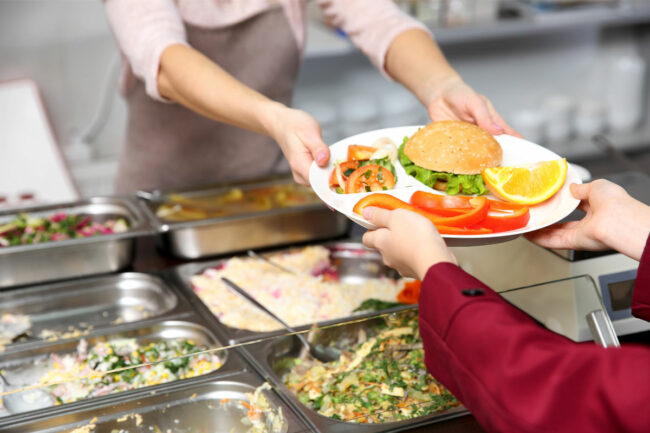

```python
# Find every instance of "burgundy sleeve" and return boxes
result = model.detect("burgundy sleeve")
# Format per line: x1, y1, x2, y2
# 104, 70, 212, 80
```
419, 262, 650, 433
632, 234, 650, 321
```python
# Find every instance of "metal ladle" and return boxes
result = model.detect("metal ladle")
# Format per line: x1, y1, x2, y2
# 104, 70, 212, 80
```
221, 277, 340, 363
0, 371, 55, 414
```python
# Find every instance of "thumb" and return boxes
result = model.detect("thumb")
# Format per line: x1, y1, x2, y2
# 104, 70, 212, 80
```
570, 182, 591, 201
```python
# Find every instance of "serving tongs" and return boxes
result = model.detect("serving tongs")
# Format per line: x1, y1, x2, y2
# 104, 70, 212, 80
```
221, 277, 341, 363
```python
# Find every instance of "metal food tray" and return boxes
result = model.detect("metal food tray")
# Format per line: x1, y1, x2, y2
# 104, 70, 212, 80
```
0, 272, 192, 352
241, 308, 469, 433
0, 197, 151, 288
169, 241, 414, 344
138, 175, 349, 259
4, 371, 313, 433
0, 318, 248, 424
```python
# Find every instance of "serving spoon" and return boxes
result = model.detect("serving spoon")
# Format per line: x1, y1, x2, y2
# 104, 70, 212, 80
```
220, 277, 340, 363
0, 372, 54, 414
247, 250, 297, 275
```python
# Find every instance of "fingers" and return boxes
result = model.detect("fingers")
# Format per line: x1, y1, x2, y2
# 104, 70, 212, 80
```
290, 154, 312, 186
467, 96, 498, 133
525, 221, 579, 249
362, 207, 393, 228
485, 100, 521, 137
362, 228, 389, 251
300, 130, 330, 167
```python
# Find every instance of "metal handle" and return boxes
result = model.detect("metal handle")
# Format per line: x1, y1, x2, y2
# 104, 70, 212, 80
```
586, 310, 620, 348
247, 250, 296, 275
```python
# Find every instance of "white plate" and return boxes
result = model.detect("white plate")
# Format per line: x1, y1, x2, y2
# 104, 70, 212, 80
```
309, 125, 582, 247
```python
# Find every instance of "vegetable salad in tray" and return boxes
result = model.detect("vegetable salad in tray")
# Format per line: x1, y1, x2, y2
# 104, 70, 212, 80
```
0, 212, 128, 248
281, 310, 459, 424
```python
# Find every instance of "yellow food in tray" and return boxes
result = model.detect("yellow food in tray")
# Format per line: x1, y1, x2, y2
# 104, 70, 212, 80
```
155, 184, 320, 221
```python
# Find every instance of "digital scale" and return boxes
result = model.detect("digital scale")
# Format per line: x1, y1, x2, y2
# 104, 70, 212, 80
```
450, 171, 650, 340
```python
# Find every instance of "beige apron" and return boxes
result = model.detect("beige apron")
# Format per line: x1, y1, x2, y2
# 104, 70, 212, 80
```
115, 7, 298, 193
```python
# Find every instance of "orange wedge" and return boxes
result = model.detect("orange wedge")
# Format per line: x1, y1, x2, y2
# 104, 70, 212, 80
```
482, 158, 568, 205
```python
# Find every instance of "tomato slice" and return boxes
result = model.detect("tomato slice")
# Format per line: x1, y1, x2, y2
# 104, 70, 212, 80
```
353, 194, 493, 234
481, 207, 530, 232
397, 280, 421, 304
329, 161, 359, 187
347, 145, 377, 161
345, 165, 396, 194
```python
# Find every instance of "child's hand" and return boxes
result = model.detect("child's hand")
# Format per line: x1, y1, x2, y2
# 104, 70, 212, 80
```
361, 207, 456, 280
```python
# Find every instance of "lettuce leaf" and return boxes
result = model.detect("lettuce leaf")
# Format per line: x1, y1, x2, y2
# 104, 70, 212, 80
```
398, 137, 488, 195
358, 156, 396, 177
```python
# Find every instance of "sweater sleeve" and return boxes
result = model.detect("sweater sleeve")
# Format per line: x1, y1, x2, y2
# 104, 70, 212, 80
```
316, 0, 430, 78
419, 262, 650, 433
104, 0, 189, 102
632, 234, 650, 321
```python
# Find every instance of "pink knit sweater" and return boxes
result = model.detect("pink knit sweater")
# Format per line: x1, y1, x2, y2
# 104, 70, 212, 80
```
104, 0, 429, 101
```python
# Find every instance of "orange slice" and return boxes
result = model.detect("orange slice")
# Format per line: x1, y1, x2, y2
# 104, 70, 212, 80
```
482, 158, 568, 205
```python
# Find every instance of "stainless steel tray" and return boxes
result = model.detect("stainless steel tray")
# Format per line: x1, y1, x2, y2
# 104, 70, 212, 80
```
138, 176, 349, 259
241, 309, 469, 433
0, 272, 192, 351
169, 241, 413, 344
0, 196, 151, 288
0, 319, 248, 422
3, 371, 313, 433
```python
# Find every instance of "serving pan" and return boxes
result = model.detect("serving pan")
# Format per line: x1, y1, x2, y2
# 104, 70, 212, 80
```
0, 319, 248, 422
241, 308, 468, 433
0, 272, 192, 352
169, 241, 414, 344
3, 371, 313, 433
0, 196, 151, 288
138, 175, 349, 259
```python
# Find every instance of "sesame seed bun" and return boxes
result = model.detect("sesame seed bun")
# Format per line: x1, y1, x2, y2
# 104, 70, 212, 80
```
404, 121, 502, 174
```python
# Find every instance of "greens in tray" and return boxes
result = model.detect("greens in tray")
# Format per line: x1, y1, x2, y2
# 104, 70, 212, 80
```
39, 338, 222, 405
283, 311, 459, 423
0, 212, 128, 247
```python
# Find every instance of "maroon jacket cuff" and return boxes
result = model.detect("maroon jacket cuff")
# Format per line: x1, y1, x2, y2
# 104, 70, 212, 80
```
632, 233, 650, 321
419, 262, 501, 339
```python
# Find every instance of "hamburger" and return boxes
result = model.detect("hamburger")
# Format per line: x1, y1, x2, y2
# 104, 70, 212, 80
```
399, 120, 502, 195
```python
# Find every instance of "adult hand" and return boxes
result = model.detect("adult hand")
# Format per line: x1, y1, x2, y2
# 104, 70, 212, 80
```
425, 76, 519, 137
361, 207, 456, 280
526, 180, 650, 261
270, 106, 330, 185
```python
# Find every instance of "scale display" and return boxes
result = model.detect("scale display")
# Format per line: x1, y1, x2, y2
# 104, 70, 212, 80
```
599, 269, 638, 321
608, 279, 636, 311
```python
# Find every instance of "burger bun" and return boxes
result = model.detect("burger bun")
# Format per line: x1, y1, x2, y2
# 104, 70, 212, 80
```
404, 121, 502, 174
